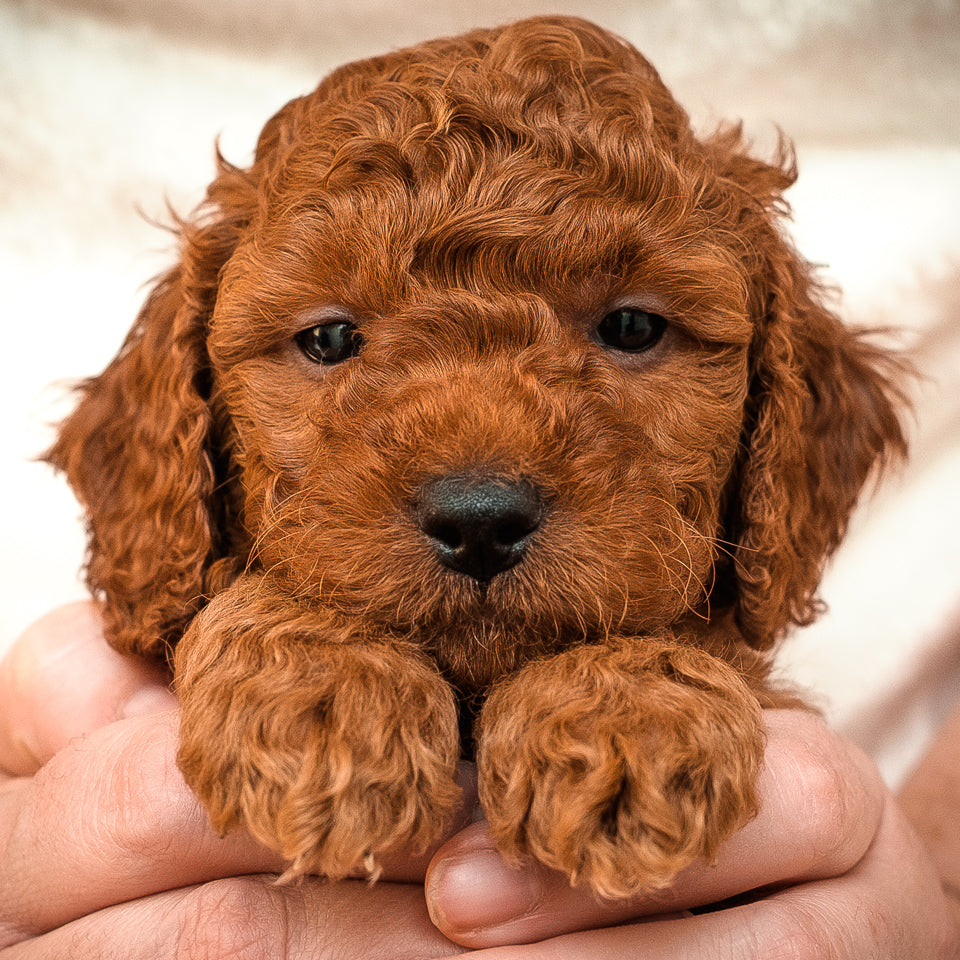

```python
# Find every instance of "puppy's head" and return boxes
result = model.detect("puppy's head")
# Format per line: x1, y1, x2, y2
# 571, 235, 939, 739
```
50, 17, 905, 679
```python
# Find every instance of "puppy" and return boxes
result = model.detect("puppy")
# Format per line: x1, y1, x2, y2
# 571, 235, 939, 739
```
49, 16, 905, 897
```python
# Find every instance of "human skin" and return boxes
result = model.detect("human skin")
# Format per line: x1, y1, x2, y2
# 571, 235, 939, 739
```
899, 700, 960, 905
0, 603, 957, 958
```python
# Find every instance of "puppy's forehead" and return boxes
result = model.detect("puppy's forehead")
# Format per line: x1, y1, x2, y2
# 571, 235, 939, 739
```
297, 16, 687, 146
217, 18, 754, 346
259, 16, 697, 206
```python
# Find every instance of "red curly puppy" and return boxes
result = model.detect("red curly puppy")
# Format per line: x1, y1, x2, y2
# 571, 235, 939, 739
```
49, 16, 905, 898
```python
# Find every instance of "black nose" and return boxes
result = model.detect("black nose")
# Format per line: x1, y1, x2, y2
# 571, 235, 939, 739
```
417, 476, 543, 581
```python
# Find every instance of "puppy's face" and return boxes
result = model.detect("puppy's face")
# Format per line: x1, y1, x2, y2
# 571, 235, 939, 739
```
205, 48, 756, 688
46, 17, 902, 672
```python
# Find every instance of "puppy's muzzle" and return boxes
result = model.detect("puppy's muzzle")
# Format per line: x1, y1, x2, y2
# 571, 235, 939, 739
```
417, 475, 543, 581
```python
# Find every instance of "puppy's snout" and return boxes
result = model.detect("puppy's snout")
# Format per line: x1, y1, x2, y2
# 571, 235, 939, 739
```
417, 476, 543, 581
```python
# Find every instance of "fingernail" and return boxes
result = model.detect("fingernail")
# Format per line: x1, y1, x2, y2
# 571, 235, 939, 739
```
427, 848, 540, 934
120, 684, 177, 719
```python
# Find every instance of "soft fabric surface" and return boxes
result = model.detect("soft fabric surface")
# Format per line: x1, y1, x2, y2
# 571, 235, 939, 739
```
3, 0, 959, 786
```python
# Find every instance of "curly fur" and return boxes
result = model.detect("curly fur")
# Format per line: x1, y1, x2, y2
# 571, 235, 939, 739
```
47, 16, 906, 897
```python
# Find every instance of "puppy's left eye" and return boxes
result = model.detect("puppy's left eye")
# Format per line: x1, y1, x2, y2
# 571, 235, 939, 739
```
596, 307, 668, 353
295, 322, 363, 364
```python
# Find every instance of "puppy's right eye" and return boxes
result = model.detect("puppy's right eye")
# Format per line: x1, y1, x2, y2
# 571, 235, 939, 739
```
295, 322, 363, 364
596, 307, 668, 353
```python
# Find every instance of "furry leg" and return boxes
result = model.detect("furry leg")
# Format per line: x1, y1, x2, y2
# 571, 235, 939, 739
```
174, 575, 461, 879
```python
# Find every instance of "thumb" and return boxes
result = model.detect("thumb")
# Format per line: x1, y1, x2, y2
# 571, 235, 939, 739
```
0, 602, 176, 775
425, 820, 655, 949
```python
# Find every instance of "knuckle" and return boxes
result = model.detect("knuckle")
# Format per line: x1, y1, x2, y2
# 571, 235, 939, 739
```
760, 900, 842, 960
761, 892, 898, 960
72, 717, 201, 869
795, 755, 849, 855
774, 714, 879, 873
173, 878, 290, 960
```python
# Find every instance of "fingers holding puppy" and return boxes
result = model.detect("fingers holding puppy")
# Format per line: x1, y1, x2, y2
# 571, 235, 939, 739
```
3, 875, 463, 960
428, 709, 886, 949
0, 605, 473, 950
0, 602, 175, 777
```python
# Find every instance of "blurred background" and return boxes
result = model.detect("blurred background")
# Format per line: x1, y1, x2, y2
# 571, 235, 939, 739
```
2, 0, 958, 786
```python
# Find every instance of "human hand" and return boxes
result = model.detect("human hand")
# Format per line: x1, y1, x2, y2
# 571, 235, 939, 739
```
0, 603, 466, 958
5, 606, 958, 959
425, 709, 960, 958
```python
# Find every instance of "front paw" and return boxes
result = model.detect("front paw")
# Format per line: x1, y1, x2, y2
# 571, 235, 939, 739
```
174, 585, 461, 879
477, 640, 764, 899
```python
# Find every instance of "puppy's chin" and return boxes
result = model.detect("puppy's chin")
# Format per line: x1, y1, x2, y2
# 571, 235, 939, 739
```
380, 570, 683, 692
417, 610, 572, 692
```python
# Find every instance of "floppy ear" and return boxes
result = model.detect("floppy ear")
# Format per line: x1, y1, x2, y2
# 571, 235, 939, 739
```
708, 131, 909, 648
46, 156, 257, 660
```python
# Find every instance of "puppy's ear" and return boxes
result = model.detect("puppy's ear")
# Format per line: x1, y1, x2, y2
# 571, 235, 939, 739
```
710, 133, 908, 649
46, 157, 256, 660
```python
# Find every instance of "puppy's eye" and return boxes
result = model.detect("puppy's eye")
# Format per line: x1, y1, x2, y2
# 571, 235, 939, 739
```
596, 307, 667, 353
295, 322, 363, 364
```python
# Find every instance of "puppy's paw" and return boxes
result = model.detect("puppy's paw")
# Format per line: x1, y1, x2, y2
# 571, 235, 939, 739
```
175, 587, 461, 879
477, 640, 764, 899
